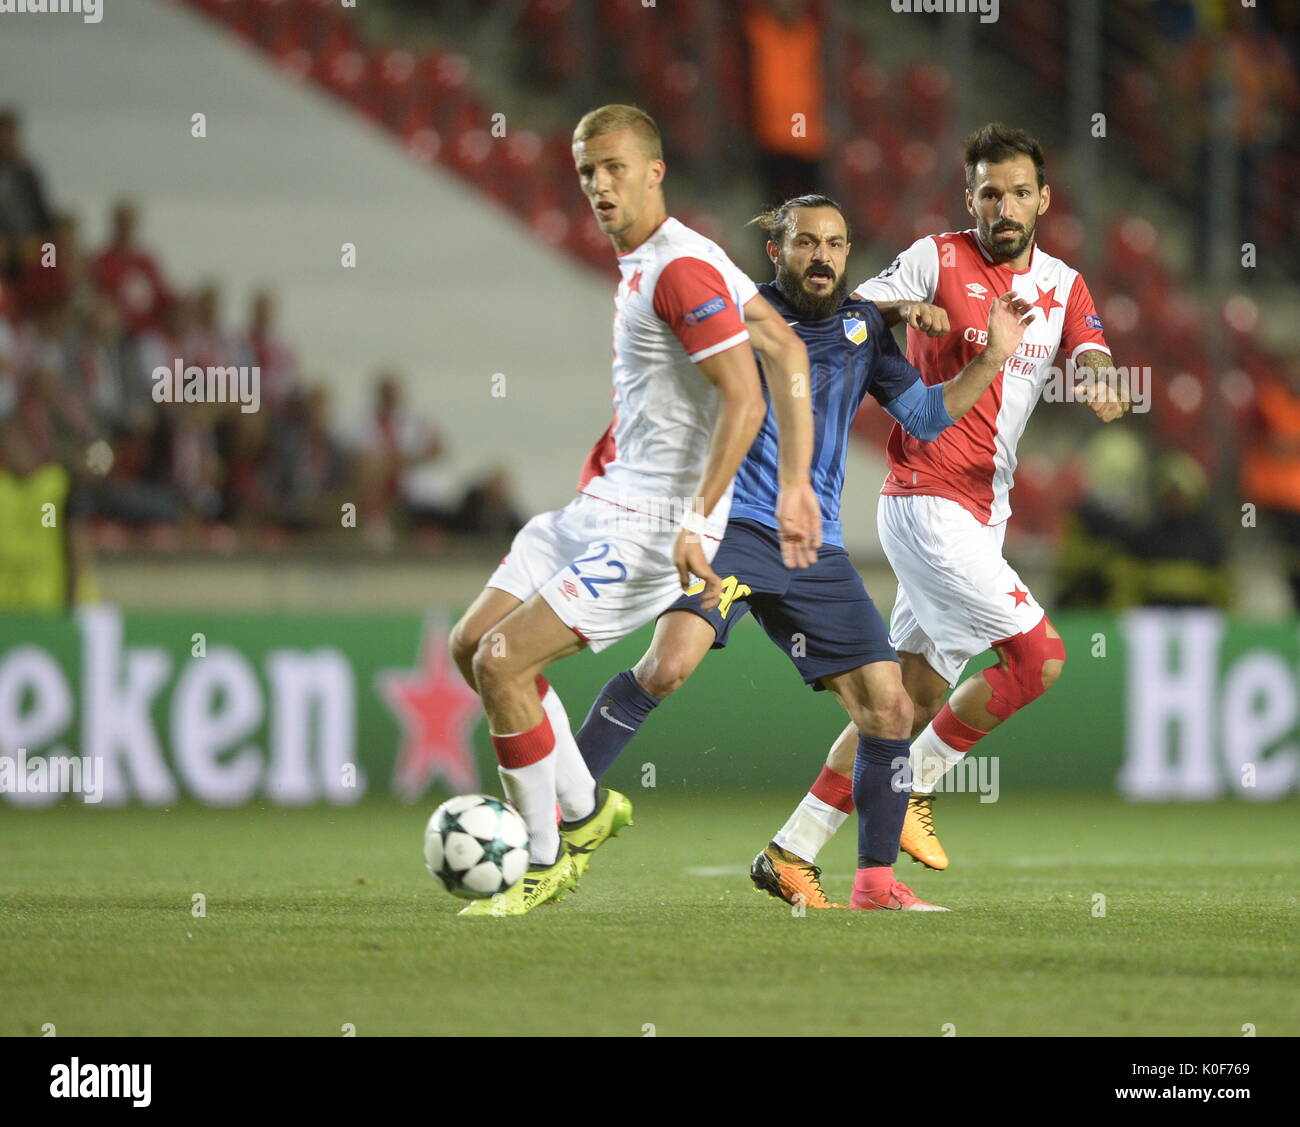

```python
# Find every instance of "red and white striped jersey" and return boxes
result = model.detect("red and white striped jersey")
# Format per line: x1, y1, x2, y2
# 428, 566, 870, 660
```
855, 229, 1110, 525
578, 217, 758, 539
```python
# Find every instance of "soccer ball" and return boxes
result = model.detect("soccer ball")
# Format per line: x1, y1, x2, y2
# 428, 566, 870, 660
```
424, 795, 530, 900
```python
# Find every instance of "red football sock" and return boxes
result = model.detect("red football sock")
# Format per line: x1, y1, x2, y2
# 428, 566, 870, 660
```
493, 715, 560, 865
490, 714, 555, 767
810, 765, 854, 813
932, 702, 989, 752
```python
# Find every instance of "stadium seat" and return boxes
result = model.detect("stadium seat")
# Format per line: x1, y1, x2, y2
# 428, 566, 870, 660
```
1112, 70, 1171, 176
837, 137, 894, 233
501, 129, 546, 212
1048, 212, 1086, 260
898, 139, 938, 189
449, 128, 498, 193
1103, 216, 1166, 298
845, 61, 889, 133
522, 0, 585, 86
320, 48, 369, 109
528, 205, 570, 248
267, 20, 306, 59
270, 41, 312, 83
1003, 2, 1066, 95
899, 62, 952, 139
420, 49, 475, 134
368, 47, 418, 132
596, 0, 647, 39
201, 0, 258, 41
297, 0, 356, 52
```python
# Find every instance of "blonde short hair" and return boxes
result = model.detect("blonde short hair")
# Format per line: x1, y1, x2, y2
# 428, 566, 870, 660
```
572, 104, 663, 161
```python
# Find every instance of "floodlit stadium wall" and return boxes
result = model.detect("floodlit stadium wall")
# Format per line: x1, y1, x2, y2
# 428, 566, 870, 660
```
1, 608, 1296, 806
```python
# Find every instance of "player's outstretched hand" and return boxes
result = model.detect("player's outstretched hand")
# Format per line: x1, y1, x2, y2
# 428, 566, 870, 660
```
904, 302, 951, 338
776, 480, 822, 569
986, 292, 1034, 363
1081, 375, 1132, 422
674, 528, 723, 611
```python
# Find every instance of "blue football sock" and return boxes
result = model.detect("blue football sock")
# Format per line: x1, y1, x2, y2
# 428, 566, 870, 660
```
575, 669, 661, 779
851, 733, 913, 868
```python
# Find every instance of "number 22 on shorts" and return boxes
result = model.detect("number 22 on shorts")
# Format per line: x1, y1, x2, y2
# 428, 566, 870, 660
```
569, 543, 627, 598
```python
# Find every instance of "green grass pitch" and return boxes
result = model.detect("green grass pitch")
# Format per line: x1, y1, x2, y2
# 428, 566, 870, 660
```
2, 792, 1296, 1037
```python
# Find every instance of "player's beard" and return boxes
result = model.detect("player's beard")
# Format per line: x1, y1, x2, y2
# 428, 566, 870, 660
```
774, 260, 848, 321
983, 217, 1036, 261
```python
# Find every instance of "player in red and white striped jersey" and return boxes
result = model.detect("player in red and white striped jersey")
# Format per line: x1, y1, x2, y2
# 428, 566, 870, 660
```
448, 105, 821, 914
763, 124, 1131, 887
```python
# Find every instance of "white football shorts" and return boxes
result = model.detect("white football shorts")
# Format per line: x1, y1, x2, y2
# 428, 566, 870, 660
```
486, 492, 722, 653
877, 493, 1046, 686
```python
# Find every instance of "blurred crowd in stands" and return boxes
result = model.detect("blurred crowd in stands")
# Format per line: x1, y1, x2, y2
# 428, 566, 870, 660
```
1140, 0, 1299, 272
0, 104, 522, 607
1055, 369, 1300, 613
5, 0, 1299, 615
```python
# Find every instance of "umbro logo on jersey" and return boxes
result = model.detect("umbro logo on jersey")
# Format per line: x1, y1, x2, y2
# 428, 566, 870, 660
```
965, 283, 988, 299
561, 580, 579, 600
842, 315, 868, 345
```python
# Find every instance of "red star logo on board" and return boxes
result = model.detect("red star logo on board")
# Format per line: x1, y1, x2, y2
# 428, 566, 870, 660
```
1032, 285, 1062, 318
626, 268, 643, 294
1007, 586, 1030, 606
378, 616, 483, 801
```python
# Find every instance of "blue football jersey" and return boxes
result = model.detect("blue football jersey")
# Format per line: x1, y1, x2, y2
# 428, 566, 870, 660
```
730, 282, 926, 547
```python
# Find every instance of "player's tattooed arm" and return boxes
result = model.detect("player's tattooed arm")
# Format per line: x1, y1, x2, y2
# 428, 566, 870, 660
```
742, 294, 821, 567
942, 293, 1035, 421
1073, 349, 1130, 422
872, 300, 951, 338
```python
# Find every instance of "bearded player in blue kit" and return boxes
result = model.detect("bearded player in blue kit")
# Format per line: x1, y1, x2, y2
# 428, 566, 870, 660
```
571, 194, 1034, 910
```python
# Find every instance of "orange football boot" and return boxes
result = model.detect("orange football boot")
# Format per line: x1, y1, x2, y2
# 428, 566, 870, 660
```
900, 793, 949, 870
750, 843, 845, 909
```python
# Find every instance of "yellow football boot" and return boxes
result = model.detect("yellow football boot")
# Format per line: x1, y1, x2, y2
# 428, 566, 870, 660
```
457, 848, 577, 917
559, 788, 633, 879
900, 794, 949, 870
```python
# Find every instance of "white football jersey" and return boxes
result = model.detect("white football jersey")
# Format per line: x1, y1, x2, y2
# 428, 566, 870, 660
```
856, 230, 1110, 525
577, 217, 758, 540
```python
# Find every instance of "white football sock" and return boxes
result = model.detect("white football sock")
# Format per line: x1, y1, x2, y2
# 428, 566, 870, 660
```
909, 724, 966, 794
497, 752, 561, 867
539, 685, 596, 823
773, 793, 849, 863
